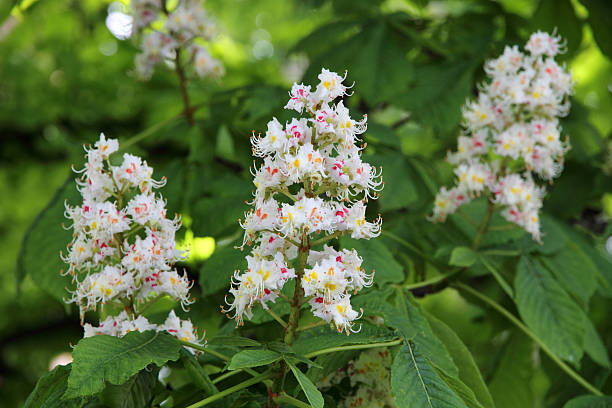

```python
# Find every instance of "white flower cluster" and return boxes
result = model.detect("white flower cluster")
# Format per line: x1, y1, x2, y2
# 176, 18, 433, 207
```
128, 0, 223, 80
63, 134, 203, 348
222, 69, 383, 335
318, 348, 396, 408
431, 31, 574, 241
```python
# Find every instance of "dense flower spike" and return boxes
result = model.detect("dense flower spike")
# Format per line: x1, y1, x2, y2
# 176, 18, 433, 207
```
430, 31, 573, 241
223, 69, 383, 335
122, 0, 223, 80
63, 134, 203, 351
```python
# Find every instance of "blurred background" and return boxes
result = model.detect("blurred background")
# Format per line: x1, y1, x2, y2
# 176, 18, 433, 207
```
1, 0, 611, 406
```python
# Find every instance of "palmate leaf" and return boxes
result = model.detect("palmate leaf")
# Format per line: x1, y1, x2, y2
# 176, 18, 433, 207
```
514, 256, 585, 364
391, 342, 469, 408
64, 331, 182, 399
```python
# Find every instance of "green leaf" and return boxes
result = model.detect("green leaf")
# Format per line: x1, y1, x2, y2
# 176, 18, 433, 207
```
293, 322, 395, 356
583, 318, 611, 368
580, 0, 612, 58
427, 315, 495, 408
208, 335, 261, 348
227, 349, 281, 370
17, 175, 78, 300
180, 348, 218, 395
391, 342, 469, 408
563, 396, 612, 408
340, 236, 404, 286
24, 364, 87, 408
449, 247, 477, 267
285, 359, 324, 408
433, 365, 485, 408
215, 125, 237, 163
480, 256, 514, 299
199, 241, 246, 296
65, 331, 182, 399
488, 332, 537, 408
0, 0, 16, 24
367, 152, 420, 211
99, 369, 157, 408
514, 256, 585, 364
540, 251, 597, 306
306, 351, 355, 384
384, 291, 459, 377
530, 0, 583, 55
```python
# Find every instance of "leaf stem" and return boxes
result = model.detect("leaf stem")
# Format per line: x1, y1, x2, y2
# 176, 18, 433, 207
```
185, 371, 273, 408
212, 369, 243, 384
304, 338, 403, 359
453, 282, 603, 396
403, 269, 460, 291
274, 393, 311, 408
310, 231, 343, 247
266, 308, 288, 328
481, 249, 522, 257
296, 320, 328, 332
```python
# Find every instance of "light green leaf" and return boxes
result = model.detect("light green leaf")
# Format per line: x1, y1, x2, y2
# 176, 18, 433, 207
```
340, 236, 404, 285
563, 395, 612, 408
25, 365, 87, 408
391, 342, 469, 408
99, 369, 157, 408
285, 359, 324, 408
433, 365, 485, 408
449, 247, 477, 267
227, 349, 281, 370
427, 314, 495, 408
65, 331, 182, 399
514, 256, 585, 364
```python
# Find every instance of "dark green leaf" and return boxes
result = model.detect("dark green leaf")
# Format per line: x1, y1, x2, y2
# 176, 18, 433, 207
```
285, 359, 324, 408
514, 256, 585, 364
65, 331, 182, 399
368, 152, 420, 211
208, 336, 261, 348
583, 318, 611, 368
427, 315, 495, 408
25, 364, 87, 408
199, 241, 246, 296
227, 349, 281, 370
391, 342, 468, 408
563, 395, 612, 408
180, 349, 218, 395
99, 369, 157, 408
540, 251, 597, 306
340, 236, 404, 286
17, 175, 78, 300
530, 0, 583, 55
480, 256, 514, 298
580, 0, 612, 58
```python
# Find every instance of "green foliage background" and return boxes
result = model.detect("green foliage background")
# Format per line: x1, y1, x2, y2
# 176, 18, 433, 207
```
1, 0, 612, 406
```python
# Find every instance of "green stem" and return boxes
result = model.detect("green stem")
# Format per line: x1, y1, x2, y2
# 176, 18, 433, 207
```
481, 249, 522, 257
266, 308, 288, 328
119, 114, 182, 152
472, 200, 494, 250
274, 393, 311, 408
284, 236, 309, 345
304, 338, 403, 359
212, 369, 243, 384
185, 371, 273, 408
179, 341, 263, 382
310, 231, 343, 247
403, 269, 460, 291
174, 47, 195, 126
296, 320, 328, 332
382, 231, 428, 260
453, 282, 603, 396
